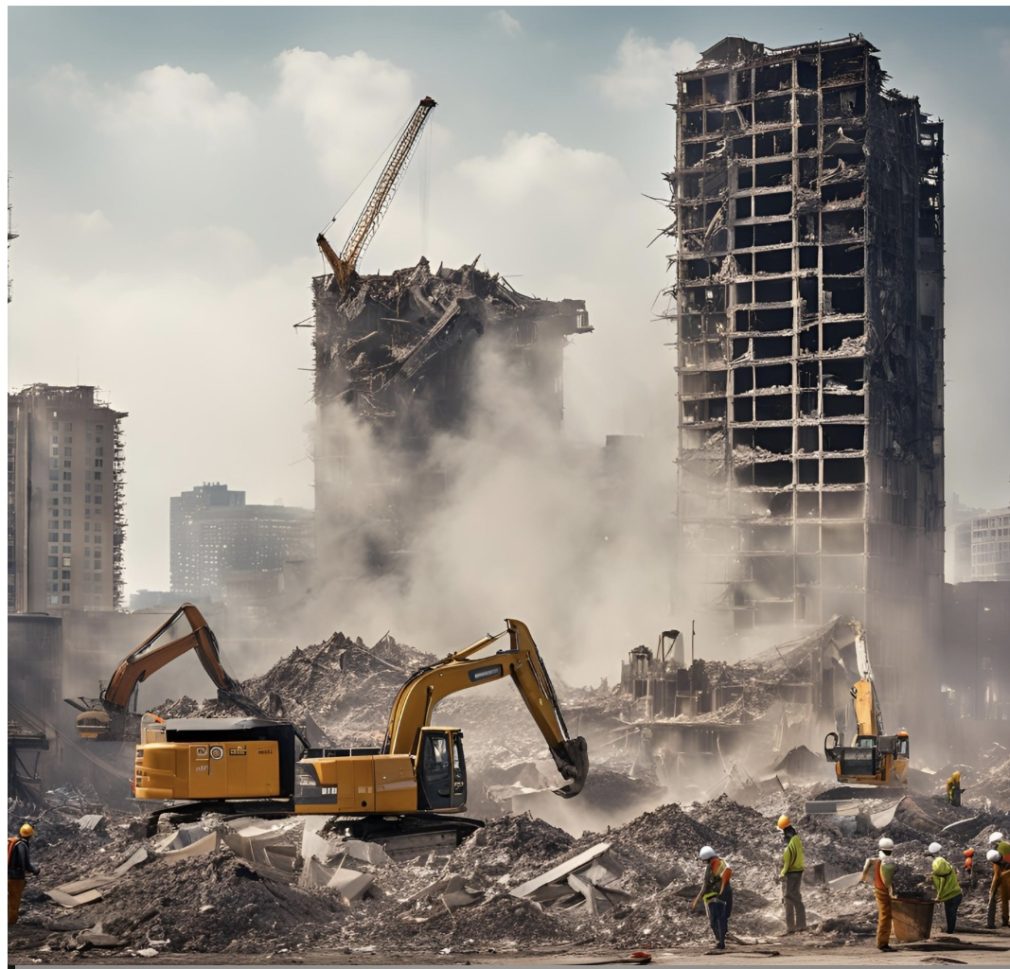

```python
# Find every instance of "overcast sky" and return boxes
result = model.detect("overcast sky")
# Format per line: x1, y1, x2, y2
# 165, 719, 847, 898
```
8, 5, 1010, 596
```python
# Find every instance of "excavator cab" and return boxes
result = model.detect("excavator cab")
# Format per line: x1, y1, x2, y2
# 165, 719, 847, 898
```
417, 727, 466, 811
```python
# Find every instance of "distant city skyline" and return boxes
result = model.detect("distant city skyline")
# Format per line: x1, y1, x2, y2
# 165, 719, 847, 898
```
8, 6, 1010, 595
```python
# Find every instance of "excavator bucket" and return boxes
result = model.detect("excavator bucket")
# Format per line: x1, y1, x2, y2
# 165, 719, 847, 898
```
551, 736, 590, 798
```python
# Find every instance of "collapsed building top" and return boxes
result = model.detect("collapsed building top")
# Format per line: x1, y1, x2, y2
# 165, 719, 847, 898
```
312, 257, 590, 440
693, 33, 880, 71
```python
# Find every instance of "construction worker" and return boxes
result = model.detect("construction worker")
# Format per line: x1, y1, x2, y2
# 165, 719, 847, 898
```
690, 845, 733, 950
8, 823, 40, 924
945, 770, 963, 807
927, 844, 962, 933
776, 814, 806, 933
991, 831, 1010, 860
860, 836, 897, 952
986, 844, 1010, 929
963, 848, 976, 891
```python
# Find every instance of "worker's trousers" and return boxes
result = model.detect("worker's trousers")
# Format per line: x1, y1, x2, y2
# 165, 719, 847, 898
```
782, 871, 806, 932
874, 889, 892, 949
941, 894, 961, 934
704, 887, 732, 947
8, 878, 25, 924
987, 870, 1010, 928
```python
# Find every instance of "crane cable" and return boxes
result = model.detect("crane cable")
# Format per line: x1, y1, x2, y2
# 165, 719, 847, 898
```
317, 109, 415, 239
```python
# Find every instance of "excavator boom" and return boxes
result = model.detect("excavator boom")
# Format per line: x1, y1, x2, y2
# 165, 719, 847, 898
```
70, 604, 288, 741
382, 618, 589, 796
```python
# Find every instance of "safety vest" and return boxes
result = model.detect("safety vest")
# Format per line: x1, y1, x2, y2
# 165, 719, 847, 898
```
931, 858, 962, 901
702, 858, 731, 901
874, 858, 896, 893
781, 834, 805, 875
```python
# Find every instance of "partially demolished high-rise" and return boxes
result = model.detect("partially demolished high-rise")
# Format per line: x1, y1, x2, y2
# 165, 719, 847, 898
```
668, 36, 944, 701
312, 258, 590, 569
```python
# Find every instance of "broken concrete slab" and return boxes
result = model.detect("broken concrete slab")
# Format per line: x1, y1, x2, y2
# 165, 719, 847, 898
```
77, 814, 107, 833
112, 847, 150, 876
325, 866, 374, 902
45, 888, 104, 908
512, 843, 613, 899
75, 923, 124, 949
53, 874, 116, 895
158, 831, 219, 864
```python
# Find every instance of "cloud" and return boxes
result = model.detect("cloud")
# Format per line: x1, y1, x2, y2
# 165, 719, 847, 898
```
111, 65, 253, 136
39, 63, 254, 139
455, 131, 623, 208
274, 47, 414, 188
69, 210, 112, 235
489, 9, 521, 37
594, 30, 698, 108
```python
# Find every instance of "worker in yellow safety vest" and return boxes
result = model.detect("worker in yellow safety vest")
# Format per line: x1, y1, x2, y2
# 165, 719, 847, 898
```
776, 814, 806, 933
946, 770, 963, 807
926, 842, 962, 933
860, 837, 897, 952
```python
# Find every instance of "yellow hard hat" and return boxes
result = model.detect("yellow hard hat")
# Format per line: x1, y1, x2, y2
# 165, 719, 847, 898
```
952, 770, 961, 781
776, 814, 791, 830
19, 823, 34, 838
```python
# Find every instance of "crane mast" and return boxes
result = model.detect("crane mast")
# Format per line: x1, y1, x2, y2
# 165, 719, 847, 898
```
317, 95, 436, 290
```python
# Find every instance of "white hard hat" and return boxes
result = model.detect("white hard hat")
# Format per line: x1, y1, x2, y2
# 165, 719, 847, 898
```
988, 849, 1002, 863
878, 837, 895, 851
699, 845, 717, 861
927, 842, 942, 855
989, 832, 1004, 844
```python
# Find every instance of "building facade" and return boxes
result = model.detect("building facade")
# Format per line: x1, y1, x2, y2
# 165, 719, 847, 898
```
8, 384, 126, 612
967, 507, 1010, 582
169, 483, 313, 601
668, 36, 944, 705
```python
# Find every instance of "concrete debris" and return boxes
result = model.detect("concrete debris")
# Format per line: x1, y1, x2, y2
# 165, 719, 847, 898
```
77, 814, 106, 833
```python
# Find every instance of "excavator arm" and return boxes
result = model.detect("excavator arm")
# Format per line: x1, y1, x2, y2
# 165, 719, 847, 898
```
69, 604, 291, 741
381, 618, 589, 797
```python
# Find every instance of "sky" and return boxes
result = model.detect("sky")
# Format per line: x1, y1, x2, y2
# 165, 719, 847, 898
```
7, 4, 1010, 597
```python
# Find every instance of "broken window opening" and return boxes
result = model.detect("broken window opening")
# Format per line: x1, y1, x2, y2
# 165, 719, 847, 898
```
735, 426, 792, 455
684, 143, 705, 167
823, 458, 865, 485
736, 197, 753, 219
733, 397, 754, 422
705, 110, 724, 133
797, 425, 818, 453
797, 126, 818, 152
732, 339, 751, 363
731, 136, 753, 160
798, 459, 819, 484
823, 86, 866, 119
754, 62, 793, 94
798, 390, 819, 416
822, 553, 864, 588
754, 161, 792, 190
796, 59, 817, 89
823, 243, 864, 275
683, 398, 727, 424
743, 523, 792, 552
754, 220, 793, 246
731, 365, 755, 392
736, 306, 793, 333
797, 95, 818, 125
754, 278, 792, 303
822, 277, 864, 315
754, 394, 792, 422
705, 74, 729, 104
735, 281, 753, 303
754, 363, 792, 388
822, 320, 865, 353
681, 370, 726, 396
754, 95, 792, 125
685, 111, 704, 136
751, 556, 795, 597
798, 277, 818, 317
683, 77, 703, 106
798, 246, 818, 271
796, 553, 820, 583
823, 395, 864, 418
822, 181, 865, 208
821, 48, 866, 84
754, 336, 792, 360
822, 210, 865, 246
755, 248, 792, 274
823, 423, 864, 453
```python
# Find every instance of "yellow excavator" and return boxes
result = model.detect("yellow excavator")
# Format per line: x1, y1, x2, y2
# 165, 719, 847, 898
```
65, 604, 287, 743
132, 618, 588, 834
823, 622, 909, 787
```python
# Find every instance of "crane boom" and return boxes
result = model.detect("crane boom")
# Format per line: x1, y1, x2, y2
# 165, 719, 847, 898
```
317, 95, 436, 289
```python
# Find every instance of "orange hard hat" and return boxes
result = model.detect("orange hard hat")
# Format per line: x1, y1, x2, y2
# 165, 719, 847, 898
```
964, 848, 975, 857
776, 814, 791, 830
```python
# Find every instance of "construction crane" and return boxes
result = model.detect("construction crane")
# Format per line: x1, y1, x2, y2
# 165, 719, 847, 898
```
317, 95, 436, 291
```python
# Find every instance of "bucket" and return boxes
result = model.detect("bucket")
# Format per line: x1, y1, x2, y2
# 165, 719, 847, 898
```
891, 896, 934, 943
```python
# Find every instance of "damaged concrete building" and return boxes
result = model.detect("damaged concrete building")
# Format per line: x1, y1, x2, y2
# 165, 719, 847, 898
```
312, 258, 590, 568
667, 36, 944, 715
